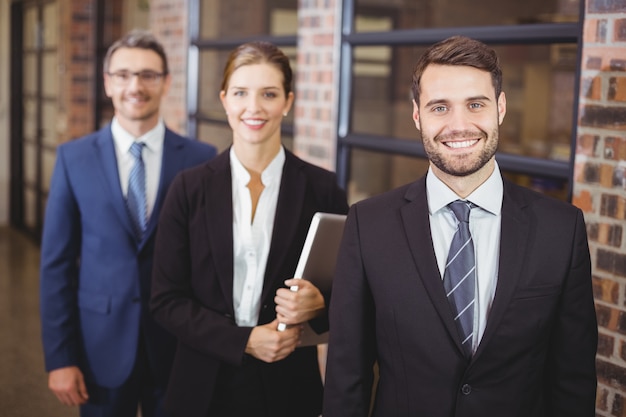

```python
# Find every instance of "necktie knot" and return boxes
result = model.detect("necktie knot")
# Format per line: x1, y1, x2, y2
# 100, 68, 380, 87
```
449, 200, 474, 223
130, 141, 145, 159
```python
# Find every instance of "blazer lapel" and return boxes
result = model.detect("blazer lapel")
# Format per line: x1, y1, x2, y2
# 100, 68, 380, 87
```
260, 152, 306, 303
94, 126, 136, 238
203, 152, 236, 315
401, 178, 468, 356
473, 180, 530, 360
141, 129, 187, 247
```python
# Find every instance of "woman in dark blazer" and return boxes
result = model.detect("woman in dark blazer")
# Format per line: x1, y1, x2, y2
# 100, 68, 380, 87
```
150, 41, 348, 417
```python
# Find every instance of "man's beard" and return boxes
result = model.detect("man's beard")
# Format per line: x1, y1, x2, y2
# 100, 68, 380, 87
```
421, 127, 499, 177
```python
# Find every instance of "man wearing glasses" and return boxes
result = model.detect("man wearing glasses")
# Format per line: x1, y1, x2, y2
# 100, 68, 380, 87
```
39, 30, 217, 417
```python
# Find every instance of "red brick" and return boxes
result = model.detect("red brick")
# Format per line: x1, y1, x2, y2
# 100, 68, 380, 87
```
576, 134, 600, 157
600, 163, 616, 187
583, 75, 603, 100
597, 385, 609, 412
583, 47, 624, 71
597, 358, 626, 391
616, 18, 626, 42
597, 332, 615, 357
593, 276, 620, 303
609, 77, 626, 102
572, 189, 593, 212
588, 1, 626, 13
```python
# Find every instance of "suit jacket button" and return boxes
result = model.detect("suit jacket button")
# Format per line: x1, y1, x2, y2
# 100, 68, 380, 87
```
461, 384, 472, 395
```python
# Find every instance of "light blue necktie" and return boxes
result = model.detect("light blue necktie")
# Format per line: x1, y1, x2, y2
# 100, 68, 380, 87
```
443, 200, 476, 358
127, 142, 147, 240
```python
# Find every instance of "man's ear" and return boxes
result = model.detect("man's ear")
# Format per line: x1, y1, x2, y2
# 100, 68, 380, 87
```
412, 99, 421, 131
103, 74, 113, 98
497, 91, 507, 125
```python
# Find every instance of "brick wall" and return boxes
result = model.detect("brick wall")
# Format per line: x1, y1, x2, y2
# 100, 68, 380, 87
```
59, 0, 97, 142
294, 0, 341, 171
573, 1, 626, 415
150, 0, 189, 136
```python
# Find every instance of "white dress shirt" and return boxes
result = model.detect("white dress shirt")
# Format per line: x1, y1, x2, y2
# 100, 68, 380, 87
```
111, 117, 164, 220
427, 162, 503, 353
231, 147, 285, 327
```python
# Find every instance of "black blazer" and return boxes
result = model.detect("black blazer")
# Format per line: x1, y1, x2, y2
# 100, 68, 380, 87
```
323, 175, 597, 417
151, 148, 348, 417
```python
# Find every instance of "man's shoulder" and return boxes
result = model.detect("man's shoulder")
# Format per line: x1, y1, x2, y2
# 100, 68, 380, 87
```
355, 180, 418, 209
57, 127, 110, 156
504, 179, 581, 216
164, 129, 217, 158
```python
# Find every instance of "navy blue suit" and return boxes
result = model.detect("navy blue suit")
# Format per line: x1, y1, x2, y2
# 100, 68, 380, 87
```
40, 124, 217, 416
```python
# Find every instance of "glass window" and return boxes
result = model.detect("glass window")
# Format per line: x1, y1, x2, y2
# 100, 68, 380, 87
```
355, 0, 580, 31
199, 0, 298, 39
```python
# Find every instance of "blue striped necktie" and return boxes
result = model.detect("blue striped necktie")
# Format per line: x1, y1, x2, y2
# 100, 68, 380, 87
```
443, 200, 476, 358
127, 142, 147, 240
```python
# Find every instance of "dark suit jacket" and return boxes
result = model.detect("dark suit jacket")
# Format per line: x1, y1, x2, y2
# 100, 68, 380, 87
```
40, 124, 217, 389
150, 148, 349, 417
323, 175, 597, 417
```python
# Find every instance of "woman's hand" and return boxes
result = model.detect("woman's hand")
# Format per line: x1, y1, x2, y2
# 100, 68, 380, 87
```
275, 279, 325, 325
245, 318, 302, 363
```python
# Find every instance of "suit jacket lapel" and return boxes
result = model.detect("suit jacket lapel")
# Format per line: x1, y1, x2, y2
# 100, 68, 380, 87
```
261, 152, 306, 303
401, 178, 465, 355
473, 180, 530, 360
95, 126, 136, 238
142, 129, 186, 247
203, 152, 236, 315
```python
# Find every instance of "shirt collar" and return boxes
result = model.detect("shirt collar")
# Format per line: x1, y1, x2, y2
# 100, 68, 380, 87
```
426, 161, 503, 215
230, 146, 286, 187
111, 117, 165, 154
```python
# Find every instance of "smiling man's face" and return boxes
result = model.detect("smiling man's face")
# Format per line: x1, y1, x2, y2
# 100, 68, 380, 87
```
412, 64, 506, 179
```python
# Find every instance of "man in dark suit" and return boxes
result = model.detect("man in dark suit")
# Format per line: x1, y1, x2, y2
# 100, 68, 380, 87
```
39, 30, 216, 417
323, 36, 597, 417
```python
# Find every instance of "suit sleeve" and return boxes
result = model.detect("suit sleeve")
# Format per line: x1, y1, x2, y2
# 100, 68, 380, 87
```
546, 209, 597, 416
39, 147, 81, 372
150, 172, 253, 366
323, 204, 377, 417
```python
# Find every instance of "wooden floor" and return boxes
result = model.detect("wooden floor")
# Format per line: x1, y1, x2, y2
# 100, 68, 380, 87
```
0, 227, 77, 417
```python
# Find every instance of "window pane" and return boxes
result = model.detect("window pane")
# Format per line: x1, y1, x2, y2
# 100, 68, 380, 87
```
42, 51, 58, 97
23, 98, 37, 140
350, 43, 577, 163
42, 2, 59, 48
355, 0, 580, 31
197, 121, 232, 153
23, 53, 37, 96
199, 0, 297, 39
23, 6, 38, 49
24, 142, 37, 185
42, 148, 56, 193
24, 188, 37, 229
198, 49, 228, 120
42, 101, 58, 147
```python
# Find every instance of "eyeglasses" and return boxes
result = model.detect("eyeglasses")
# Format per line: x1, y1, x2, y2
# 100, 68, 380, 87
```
106, 70, 166, 86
